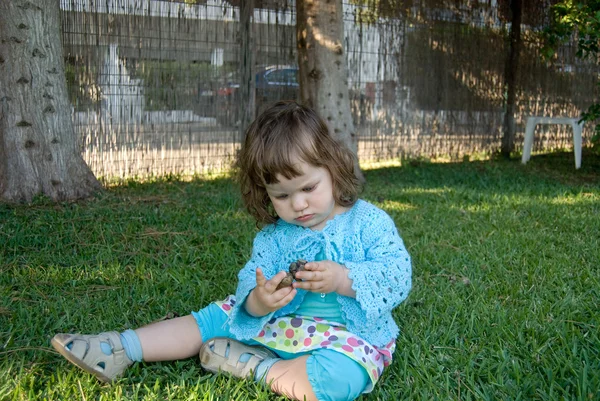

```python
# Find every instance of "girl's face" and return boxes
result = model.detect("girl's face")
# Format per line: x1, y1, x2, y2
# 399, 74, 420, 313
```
265, 161, 347, 231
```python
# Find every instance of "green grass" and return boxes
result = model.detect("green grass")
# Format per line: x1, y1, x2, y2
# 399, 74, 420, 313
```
1, 151, 599, 400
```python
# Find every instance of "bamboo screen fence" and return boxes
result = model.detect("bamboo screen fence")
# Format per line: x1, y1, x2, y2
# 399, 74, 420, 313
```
60, 0, 597, 178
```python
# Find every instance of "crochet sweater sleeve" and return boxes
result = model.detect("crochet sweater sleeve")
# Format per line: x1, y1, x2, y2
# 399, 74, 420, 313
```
344, 207, 412, 325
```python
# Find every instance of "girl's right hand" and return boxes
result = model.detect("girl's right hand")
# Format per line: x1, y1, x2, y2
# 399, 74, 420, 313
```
244, 268, 296, 317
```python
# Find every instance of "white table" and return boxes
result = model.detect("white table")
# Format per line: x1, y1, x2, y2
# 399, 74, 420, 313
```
522, 116, 584, 169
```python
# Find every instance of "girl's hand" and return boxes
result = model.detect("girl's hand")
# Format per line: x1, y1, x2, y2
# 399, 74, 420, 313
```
293, 261, 356, 297
244, 268, 296, 317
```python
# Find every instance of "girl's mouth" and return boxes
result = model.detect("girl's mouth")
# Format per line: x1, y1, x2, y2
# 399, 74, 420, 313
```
295, 214, 314, 222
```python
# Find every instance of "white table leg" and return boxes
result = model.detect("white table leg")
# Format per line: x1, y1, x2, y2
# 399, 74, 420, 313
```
571, 121, 584, 169
522, 117, 537, 164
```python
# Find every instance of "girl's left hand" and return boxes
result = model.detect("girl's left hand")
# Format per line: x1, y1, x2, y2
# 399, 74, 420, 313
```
293, 260, 351, 295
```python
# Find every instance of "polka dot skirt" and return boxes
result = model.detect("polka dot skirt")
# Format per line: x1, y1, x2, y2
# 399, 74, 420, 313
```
216, 295, 395, 388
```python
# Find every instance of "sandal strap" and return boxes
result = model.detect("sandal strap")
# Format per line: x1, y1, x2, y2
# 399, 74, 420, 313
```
88, 331, 129, 367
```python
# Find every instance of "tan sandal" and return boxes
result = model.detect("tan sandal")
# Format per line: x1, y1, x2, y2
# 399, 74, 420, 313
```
51, 332, 132, 383
199, 337, 276, 379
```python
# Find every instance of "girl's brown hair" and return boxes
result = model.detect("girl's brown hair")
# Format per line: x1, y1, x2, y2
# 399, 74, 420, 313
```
236, 101, 360, 225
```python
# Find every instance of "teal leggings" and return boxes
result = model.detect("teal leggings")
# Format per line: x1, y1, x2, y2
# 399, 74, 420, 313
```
192, 303, 370, 401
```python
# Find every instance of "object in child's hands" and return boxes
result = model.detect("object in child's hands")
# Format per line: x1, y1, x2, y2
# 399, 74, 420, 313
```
276, 259, 307, 290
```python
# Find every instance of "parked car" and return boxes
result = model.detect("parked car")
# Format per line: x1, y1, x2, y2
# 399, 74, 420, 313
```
255, 65, 299, 108
216, 65, 299, 125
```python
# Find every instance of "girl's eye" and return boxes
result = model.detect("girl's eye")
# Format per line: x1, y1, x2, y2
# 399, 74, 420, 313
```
302, 186, 315, 192
275, 194, 288, 200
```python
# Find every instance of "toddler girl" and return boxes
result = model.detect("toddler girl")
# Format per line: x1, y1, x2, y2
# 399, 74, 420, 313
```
51, 101, 412, 401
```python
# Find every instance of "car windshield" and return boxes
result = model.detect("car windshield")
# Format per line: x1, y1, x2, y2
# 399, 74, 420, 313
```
264, 68, 297, 84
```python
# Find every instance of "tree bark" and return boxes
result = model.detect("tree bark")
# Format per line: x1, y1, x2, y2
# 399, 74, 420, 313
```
501, 0, 522, 158
0, 0, 102, 203
296, 0, 364, 182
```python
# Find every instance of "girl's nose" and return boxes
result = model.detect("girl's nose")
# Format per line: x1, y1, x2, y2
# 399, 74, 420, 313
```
292, 195, 308, 211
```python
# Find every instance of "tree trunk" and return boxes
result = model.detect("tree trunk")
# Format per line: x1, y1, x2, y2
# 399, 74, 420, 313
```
0, 0, 102, 203
501, 0, 522, 158
296, 0, 364, 182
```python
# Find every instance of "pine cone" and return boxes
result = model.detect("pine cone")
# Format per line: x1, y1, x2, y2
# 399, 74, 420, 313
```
276, 259, 307, 290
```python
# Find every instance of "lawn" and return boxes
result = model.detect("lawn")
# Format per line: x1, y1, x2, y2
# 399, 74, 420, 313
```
1, 151, 599, 400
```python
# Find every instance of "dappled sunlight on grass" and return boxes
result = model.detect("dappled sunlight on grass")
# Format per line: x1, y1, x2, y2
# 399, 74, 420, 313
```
546, 191, 599, 205
378, 199, 417, 212
396, 187, 453, 196
361, 159, 404, 170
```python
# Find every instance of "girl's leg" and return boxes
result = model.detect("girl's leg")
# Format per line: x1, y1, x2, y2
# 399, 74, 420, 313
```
135, 315, 203, 361
131, 301, 234, 362
51, 314, 204, 383
52, 309, 212, 383
266, 350, 369, 401
266, 355, 318, 401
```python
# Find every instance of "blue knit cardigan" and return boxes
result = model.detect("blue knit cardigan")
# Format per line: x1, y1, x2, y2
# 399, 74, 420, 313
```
227, 199, 412, 347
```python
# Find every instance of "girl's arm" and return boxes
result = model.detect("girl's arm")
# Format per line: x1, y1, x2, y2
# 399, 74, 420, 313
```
343, 209, 412, 322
